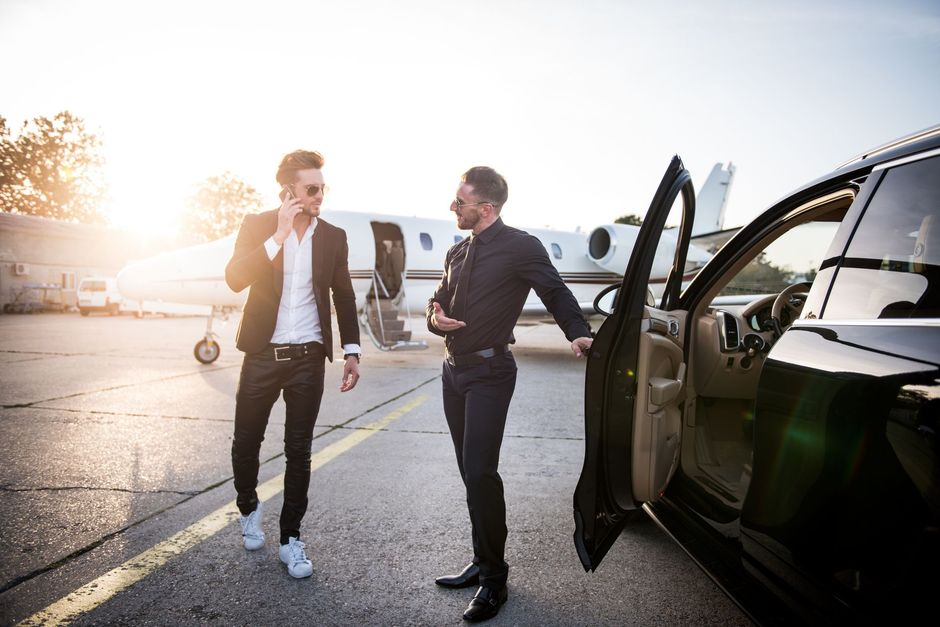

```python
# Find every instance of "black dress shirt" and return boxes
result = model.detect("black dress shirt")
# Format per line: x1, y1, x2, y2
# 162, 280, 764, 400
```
426, 217, 591, 355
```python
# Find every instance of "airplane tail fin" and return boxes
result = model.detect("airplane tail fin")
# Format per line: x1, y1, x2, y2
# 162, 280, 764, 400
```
693, 163, 735, 237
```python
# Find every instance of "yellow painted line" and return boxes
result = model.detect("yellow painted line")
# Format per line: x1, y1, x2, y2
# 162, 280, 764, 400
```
19, 395, 428, 626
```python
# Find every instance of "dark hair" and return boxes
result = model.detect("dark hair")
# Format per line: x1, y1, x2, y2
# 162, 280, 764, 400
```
461, 166, 508, 210
276, 150, 325, 185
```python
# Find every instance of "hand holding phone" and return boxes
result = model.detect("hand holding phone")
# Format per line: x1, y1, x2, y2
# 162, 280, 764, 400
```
280, 184, 296, 203
280, 184, 313, 216
274, 185, 304, 243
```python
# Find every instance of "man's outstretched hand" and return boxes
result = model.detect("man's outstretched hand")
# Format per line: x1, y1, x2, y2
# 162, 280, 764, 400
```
431, 301, 467, 332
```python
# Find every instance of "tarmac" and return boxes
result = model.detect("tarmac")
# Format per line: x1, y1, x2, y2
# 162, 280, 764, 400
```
0, 311, 750, 625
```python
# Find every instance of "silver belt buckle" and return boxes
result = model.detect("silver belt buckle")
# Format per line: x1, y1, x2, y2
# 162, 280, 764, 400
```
274, 346, 292, 362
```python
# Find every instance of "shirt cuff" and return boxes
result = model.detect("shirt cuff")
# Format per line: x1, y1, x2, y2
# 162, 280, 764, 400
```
342, 343, 362, 356
264, 236, 281, 260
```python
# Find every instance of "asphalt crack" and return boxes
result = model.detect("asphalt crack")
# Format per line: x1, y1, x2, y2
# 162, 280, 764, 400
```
0, 485, 200, 496
0, 374, 441, 596
16, 405, 234, 423
333, 425, 583, 442
1, 364, 241, 410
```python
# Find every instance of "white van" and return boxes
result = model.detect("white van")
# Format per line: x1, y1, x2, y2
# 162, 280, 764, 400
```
77, 277, 122, 316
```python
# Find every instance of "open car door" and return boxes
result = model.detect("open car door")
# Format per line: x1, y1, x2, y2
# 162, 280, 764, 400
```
573, 156, 696, 571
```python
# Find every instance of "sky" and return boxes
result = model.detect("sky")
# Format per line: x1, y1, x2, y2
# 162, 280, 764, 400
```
2, 0, 939, 239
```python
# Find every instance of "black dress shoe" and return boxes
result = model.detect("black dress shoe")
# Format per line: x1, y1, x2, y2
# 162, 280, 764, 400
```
435, 562, 480, 588
462, 586, 508, 622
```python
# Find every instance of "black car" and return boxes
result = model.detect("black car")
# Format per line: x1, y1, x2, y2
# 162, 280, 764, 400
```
574, 126, 940, 625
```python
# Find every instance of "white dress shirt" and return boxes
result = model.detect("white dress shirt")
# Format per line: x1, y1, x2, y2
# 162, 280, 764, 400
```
264, 218, 361, 356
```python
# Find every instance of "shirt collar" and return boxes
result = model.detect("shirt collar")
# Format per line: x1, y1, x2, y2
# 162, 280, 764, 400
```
300, 217, 318, 244
470, 216, 504, 245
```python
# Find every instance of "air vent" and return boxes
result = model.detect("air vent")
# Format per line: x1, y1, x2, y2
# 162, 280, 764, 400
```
716, 311, 739, 352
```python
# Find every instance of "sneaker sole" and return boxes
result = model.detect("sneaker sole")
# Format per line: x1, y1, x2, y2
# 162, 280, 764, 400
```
286, 566, 313, 579
243, 538, 265, 551
279, 552, 312, 578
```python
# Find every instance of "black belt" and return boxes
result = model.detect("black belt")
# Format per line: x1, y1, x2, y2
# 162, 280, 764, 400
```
445, 344, 511, 367
270, 341, 324, 361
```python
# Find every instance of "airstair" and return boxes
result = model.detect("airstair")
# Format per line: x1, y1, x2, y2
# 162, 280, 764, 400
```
360, 270, 427, 351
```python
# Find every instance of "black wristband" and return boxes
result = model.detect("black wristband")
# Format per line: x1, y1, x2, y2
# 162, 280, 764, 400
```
344, 353, 361, 363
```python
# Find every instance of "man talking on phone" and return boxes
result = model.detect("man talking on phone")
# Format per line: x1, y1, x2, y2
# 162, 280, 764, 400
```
225, 149, 361, 578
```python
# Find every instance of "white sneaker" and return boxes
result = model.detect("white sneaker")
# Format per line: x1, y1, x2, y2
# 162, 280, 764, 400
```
238, 501, 265, 551
279, 537, 313, 578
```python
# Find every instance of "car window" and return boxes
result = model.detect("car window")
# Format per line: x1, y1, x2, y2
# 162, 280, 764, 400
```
718, 221, 839, 297
824, 155, 940, 320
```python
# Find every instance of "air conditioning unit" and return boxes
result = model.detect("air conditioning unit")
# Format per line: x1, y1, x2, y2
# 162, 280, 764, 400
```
14, 263, 29, 276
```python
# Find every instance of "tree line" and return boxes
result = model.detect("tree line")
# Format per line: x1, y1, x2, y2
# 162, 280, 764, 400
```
1, 111, 261, 242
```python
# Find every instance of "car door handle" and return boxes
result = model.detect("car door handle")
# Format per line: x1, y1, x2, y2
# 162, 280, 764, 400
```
648, 363, 686, 408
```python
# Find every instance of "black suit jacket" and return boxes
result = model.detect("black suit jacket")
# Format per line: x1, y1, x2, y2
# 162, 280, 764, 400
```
225, 211, 359, 362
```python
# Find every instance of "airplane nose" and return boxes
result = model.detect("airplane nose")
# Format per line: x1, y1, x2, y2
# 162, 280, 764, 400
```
116, 261, 151, 300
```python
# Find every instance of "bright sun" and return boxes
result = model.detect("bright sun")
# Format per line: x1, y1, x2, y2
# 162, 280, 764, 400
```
105, 161, 187, 237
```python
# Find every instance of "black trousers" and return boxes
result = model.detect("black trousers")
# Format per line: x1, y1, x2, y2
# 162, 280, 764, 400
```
232, 344, 325, 544
442, 351, 517, 590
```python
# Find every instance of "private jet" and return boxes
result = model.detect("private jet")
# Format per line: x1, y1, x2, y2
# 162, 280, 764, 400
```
116, 163, 735, 363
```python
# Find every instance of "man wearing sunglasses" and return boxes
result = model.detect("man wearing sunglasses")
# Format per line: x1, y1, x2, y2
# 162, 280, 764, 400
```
427, 166, 593, 621
225, 149, 361, 579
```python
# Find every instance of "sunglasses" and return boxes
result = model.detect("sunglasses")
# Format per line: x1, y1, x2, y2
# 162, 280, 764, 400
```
452, 197, 491, 209
292, 183, 329, 197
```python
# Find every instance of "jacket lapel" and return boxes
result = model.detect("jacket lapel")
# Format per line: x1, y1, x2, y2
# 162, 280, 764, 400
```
266, 212, 284, 300
312, 221, 326, 288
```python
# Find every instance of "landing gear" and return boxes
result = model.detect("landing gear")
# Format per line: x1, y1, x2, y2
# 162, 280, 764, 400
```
193, 305, 232, 364
194, 338, 220, 364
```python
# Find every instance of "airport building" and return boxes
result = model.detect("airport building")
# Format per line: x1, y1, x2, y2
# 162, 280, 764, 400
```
0, 212, 176, 313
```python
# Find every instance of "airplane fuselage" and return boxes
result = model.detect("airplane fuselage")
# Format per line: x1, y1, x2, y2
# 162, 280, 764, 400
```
117, 210, 622, 316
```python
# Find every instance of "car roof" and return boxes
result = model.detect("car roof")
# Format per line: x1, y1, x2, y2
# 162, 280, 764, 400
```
835, 124, 940, 171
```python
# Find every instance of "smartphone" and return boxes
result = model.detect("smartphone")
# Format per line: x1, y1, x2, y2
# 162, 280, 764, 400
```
280, 185, 313, 216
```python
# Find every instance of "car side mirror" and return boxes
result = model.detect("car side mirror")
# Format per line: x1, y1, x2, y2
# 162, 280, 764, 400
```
593, 283, 620, 317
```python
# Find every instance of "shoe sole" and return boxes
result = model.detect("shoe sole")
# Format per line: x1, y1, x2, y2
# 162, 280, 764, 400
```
280, 552, 312, 578
435, 577, 480, 589
243, 539, 264, 551
285, 567, 313, 579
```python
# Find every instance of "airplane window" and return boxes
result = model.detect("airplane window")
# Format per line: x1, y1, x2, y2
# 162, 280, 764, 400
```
551, 243, 563, 259
420, 233, 433, 251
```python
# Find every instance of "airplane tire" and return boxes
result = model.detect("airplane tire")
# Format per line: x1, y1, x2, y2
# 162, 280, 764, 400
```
194, 338, 220, 364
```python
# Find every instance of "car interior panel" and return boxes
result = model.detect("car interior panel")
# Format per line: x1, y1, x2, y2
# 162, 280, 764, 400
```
633, 307, 686, 502
676, 193, 854, 508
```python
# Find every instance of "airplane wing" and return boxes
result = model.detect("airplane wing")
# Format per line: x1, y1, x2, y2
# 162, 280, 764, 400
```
690, 226, 742, 255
